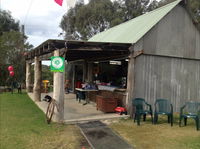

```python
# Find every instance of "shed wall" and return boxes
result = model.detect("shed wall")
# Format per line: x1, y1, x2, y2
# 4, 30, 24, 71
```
143, 5, 200, 59
134, 55, 200, 112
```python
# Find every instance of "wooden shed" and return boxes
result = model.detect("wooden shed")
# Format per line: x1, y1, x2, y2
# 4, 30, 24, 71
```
89, 0, 200, 112
25, 0, 200, 120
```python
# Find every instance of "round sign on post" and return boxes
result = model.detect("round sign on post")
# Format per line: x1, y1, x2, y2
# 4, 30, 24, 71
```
50, 56, 65, 72
8, 66, 14, 71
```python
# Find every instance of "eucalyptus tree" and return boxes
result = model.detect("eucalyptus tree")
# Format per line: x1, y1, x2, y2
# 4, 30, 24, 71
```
60, 0, 152, 40
0, 9, 33, 86
60, 0, 199, 40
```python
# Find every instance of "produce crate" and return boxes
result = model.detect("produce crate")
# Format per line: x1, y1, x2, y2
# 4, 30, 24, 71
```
96, 95, 117, 113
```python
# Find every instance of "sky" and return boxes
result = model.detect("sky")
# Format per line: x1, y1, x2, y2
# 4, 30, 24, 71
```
1, 0, 153, 48
0, 0, 83, 47
1, 0, 153, 65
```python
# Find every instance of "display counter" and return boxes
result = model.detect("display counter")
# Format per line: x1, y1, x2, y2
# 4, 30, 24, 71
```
97, 85, 118, 91
88, 85, 127, 108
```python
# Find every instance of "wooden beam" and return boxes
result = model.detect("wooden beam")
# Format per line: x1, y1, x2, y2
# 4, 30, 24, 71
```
38, 52, 53, 61
66, 50, 129, 61
25, 40, 130, 61
133, 50, 144, 58
69, 47, 102, 51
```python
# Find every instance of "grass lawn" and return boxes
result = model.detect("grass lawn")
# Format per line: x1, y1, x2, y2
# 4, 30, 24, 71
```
1, 92, 199, 149
110, 116, 200, 149
0, 92, 90, 149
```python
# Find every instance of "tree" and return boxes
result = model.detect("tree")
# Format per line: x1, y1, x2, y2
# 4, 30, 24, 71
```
60, 0, 153, 40
118, 0, 150, 21
0, 9, 33, 86
0, 10, 19, 35
0, 31, 33, 86
60, 0, 117, 40
60, 0, 200, 40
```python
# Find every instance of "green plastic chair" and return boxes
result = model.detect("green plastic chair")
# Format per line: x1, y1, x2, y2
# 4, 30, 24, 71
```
179, 101, 200, 131
132, 98, 153, 125
154, 99, 173, 126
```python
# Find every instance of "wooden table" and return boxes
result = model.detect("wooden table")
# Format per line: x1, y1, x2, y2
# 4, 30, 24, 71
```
75, 88, 98, 105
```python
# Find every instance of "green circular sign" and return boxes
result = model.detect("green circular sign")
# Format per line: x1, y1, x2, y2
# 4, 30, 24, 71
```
52, 57, 63, 69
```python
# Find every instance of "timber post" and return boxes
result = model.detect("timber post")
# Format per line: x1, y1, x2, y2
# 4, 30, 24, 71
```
87, 62, 93, 82
53, 50, 65, 122
26, 62, 32, 92
33, 56, 42, 101
126, 46, 135, 115
83, 60, 87, 82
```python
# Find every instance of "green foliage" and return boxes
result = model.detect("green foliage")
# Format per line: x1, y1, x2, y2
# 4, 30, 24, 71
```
119, 0, 150, 21
60, 0, 152, 40
0, 10, 19, 35
0, 31, 23, 64
0, 31, 33, 86
60, 0, 116, 40
29, 65, 53, 86
60, 0, 200, 40
0, 9, 33, 86
42, 65, 53, 84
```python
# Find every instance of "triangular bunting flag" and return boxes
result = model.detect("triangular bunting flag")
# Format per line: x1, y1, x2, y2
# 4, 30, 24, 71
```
54, 0, 63, 6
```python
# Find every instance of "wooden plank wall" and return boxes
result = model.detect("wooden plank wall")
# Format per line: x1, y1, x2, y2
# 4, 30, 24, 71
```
134, 55, 200, 112
127, 4, 200, 112
143, 5, 200, 60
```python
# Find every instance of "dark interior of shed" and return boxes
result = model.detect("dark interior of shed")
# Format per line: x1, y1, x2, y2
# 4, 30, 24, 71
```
92, 59, 128, 88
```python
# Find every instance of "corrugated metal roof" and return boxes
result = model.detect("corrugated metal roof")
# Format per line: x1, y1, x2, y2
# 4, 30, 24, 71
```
89, 0, 181, 44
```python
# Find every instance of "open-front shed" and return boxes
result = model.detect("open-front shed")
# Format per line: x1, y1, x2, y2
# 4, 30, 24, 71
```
25, 40, 131, 122
25, 0, 200, 122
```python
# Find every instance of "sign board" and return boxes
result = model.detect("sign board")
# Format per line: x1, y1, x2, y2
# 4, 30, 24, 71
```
50, 56, 65, 72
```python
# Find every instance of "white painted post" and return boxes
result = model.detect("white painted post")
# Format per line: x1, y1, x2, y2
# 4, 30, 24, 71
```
53, 50, 65, 122
26, 62, 32, 92
33, 56, 42, 101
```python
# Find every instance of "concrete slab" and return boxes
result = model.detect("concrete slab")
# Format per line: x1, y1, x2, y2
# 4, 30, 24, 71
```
78, 121, 133, 149
28, 92, 129, 123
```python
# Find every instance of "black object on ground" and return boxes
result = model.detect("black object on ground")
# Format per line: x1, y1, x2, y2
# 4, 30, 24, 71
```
43, 95, 52, 102
77, 121, 133, 149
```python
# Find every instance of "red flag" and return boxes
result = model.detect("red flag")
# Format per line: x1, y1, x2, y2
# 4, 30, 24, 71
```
54, 0, 63, 6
